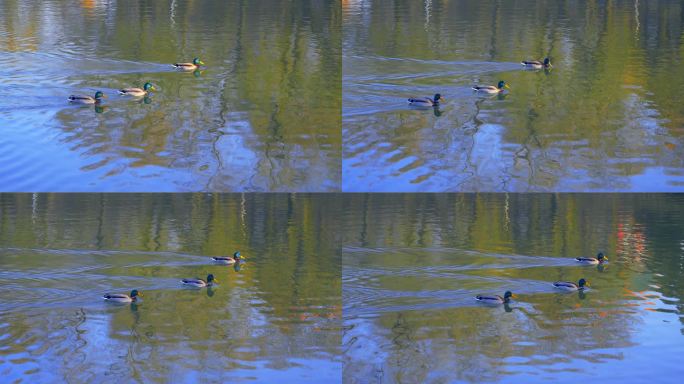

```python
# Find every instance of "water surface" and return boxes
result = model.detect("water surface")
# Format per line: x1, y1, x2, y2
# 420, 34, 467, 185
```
0, 193, 341, 382
342, 194, 684, 383
0, 0, 341, 191
343, 0, 684, 191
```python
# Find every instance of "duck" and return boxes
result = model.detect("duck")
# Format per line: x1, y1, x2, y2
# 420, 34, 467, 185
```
119, 82, 156, 97
212, 251, 244, 265
521, 57, 551, 69
553, 278, 589, 292
575, 252, 607, 265
476, 291, 515, 305
103, 289, 142, 303
181, 274, 218, 288
408, 93, 444, 107
173, 57, 205, 71
68, 91, 106, 105
472, 80, 509, 94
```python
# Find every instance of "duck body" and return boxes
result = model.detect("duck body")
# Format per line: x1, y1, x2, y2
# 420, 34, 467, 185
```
119, 82, 155, 97
472, 80, 509, 94
212, 256, 236, 265
173, 57, 205, 71
476, 291, 514, 305
68, 91, 105, 105
521, 57, 551, 69
408, 93, 444, 107
104, 289, 141, 303
553, 278, 588, 292
181, 274, 217, 288
575, 252, 607, 265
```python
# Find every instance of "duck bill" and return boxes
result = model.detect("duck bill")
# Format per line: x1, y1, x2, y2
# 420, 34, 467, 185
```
199, 61, 206, 65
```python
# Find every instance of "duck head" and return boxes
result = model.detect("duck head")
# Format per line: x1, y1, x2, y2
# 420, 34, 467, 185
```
433, 93, 444, 103
233, 251, 244, 261
597, 252, 607, 262
578, 278, 589, 288
503, 291, 515, 302
143, 82, 156, 91
193, 57, 205, 66
207, 274, 217, 284
497, 80, 510, 90
130, 289, 142, 299
94, 91, 106, 100
543, 57, 551, 67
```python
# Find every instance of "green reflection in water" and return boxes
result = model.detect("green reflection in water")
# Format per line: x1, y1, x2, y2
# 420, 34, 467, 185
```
0, 0, 341, 191
342, 194, 684, 383
0, 193, 341, 383
343, 0, 684, 192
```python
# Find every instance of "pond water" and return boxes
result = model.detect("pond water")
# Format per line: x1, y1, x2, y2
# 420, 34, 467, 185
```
342, 194, 684, 383
0, 0, 341, 192
342, 0, 684, 192
0, 193, 341, 382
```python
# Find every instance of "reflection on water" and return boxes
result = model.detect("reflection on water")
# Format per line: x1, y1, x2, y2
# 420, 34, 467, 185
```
342, 194, 684, 383
0, 0, 341, 191
0, 194, 341, 382
342, 0, 684, 192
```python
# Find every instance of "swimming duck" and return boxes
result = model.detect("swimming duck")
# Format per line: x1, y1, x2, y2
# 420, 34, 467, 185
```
212, 251, 244, 265
472, 81, 510, 94
408, 93, 444, 107
575, 252, 607, 265
68, 91, 106, 104
119, 82, 156, 97
181, 274, 218, 288
103, 289, 142, 303
173, 57, 205, 71
476, 291, 515, 305
521, 57, 551, 69
553, 278, 589, 292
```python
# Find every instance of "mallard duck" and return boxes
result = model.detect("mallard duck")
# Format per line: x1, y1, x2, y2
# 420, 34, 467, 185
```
173, 57, 205, 71
212, 251, 244, 265
408, 93, 444, 107
575, 252, 607, 265
103, 289, 142, 303
181, 274, 217, 288
119, 82, 156, 97
476, 291, 515, 305
521, 57, 551, 69
472, 80, 510, 94
68, 91, 106, 104
553, 278, 589, 292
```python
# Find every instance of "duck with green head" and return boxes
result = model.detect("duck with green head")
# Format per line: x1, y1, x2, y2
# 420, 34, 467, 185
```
476, 291, 515, 305
576, 252, 607, 265
212, 251, 244, 265
521, 57, 551, 69
119, 82, 156, 97
103, 289, 142, 303
173, 57, 206, 71
553, 278, 589, 292
181, 274, 218, 288
472, 80, 509, 94
68, 91, 106, 105
408, 93, 444, 107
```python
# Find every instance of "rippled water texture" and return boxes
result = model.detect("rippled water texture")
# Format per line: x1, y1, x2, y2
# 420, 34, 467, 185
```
342, 0, 684, 192
342, 194, 684, 383
0, 0, 341, 191
0, 194, 341, 382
